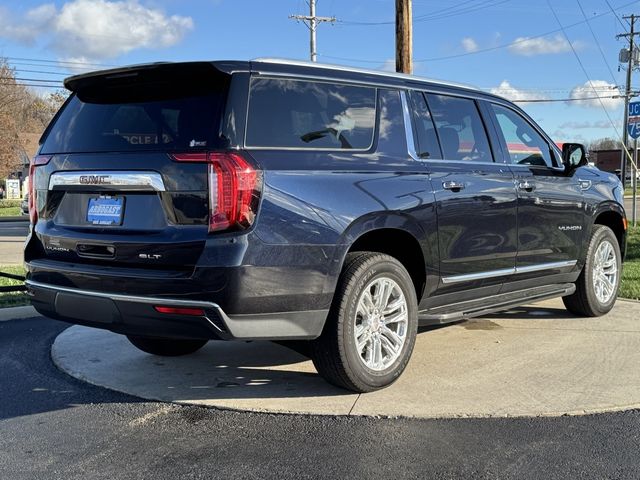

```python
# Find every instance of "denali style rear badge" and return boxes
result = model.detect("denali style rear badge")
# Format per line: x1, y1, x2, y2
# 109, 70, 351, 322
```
79, 175, 110, 185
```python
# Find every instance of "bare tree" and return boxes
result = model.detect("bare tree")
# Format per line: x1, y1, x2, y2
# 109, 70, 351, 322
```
0, 58, 68, 179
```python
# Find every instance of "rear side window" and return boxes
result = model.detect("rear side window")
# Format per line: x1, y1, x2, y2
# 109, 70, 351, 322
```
408, 91, 442, 159
426, 94, 493, 162
246, 78, 376, 150
41, 80, 228, 154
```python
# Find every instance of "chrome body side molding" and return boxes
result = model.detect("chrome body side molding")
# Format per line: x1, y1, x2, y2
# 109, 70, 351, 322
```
441, 260, 578, 284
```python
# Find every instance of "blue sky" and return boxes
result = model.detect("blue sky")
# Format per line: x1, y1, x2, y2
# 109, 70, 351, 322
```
0, 0, 638, 144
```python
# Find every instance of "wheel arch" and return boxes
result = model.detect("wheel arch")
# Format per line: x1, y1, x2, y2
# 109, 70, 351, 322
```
328, 212, 437, 303
592, 203, 627, 260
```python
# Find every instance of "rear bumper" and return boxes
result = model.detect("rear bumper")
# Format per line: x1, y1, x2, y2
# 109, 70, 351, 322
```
26, 280, 327, 341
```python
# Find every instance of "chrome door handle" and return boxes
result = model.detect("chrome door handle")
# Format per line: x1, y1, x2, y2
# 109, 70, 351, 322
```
517, 180, 535, 192
442, 181, 465, 192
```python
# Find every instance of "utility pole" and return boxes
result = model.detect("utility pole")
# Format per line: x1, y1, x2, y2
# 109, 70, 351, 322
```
617, 14, 639, 186
289, 0, 336, 62
396, 0, 413, 74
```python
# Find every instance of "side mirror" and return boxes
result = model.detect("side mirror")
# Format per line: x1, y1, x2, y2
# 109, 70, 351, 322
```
562, 143, 588, 172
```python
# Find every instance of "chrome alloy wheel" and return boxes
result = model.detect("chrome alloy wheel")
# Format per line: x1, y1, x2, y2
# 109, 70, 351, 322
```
354, 277, 408, 371
592, 240, 618, 304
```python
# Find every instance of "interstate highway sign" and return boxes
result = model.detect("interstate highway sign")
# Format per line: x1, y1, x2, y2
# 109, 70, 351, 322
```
628, 101, 640, 139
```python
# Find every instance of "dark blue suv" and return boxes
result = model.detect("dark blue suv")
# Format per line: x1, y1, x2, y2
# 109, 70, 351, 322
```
25, 59, 627, 392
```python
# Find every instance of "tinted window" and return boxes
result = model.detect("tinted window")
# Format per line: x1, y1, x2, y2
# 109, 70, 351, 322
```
42, 86, 227, 154
246, 78, 376, 149
409, 91, 441, 159
426, 94, 493, 162
377, 89, 406, 154
491, 104, 554, 167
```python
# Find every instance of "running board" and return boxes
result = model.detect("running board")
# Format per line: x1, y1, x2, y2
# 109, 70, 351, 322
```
418, 283, 576, 326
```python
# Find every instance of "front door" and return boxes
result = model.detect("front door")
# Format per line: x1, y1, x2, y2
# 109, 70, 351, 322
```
487, 102, 584, 282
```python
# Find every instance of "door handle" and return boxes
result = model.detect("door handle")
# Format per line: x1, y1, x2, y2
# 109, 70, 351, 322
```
442, 181, 465, 192
517, 180, 535, 192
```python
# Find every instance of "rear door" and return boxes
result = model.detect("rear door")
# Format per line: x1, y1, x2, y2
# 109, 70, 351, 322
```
486, 102, 585, 281
411, 91, 518, 297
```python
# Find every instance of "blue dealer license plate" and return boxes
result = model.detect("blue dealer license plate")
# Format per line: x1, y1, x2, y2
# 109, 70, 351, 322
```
87, 197, 124, 225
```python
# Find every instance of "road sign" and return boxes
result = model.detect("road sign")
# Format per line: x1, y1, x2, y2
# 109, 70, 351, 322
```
628, 101, 640, 138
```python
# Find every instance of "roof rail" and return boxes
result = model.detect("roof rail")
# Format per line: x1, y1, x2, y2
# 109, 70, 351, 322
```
251, 57, 475, 90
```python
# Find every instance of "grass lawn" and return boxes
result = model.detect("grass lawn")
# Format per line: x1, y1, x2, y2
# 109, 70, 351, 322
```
0, 206, 22, 216
0, 265, 28, 308
621, 225, 640, 300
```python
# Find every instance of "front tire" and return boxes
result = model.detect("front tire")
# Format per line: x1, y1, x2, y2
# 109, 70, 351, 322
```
126, 335, 208, 357
563, 225, 621, 317
311, 252, 418, 393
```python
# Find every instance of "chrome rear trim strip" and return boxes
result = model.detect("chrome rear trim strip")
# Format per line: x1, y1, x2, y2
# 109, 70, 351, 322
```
49, 171, 166, 191
441, 260, 577, 284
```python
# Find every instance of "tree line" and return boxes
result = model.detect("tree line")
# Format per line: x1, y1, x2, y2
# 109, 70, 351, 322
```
0, 58, 67, 180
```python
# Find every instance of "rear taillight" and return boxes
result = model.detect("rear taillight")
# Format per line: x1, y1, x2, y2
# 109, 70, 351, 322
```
28, 155, 51, 225
171, 151, 261, 233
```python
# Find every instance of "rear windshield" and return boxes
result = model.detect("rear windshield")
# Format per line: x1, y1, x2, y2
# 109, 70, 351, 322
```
41, 77, 228, 154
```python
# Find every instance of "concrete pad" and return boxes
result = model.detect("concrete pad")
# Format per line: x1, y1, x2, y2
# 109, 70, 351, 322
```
52, 298, 640, 418
0, 305, 37, 322
0, 235, 25, 265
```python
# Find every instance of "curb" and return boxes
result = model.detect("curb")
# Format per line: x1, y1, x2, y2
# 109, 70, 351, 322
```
0, 216, 28, 222
0, 305, 38, 322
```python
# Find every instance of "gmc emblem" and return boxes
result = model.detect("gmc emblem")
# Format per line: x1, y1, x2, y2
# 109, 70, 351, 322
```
79, 175, 110, 185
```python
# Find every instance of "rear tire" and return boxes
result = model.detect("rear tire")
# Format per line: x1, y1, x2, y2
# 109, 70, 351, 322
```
563, 225, 621, 317
126, 335, 208, 356
311, 252, 418, 393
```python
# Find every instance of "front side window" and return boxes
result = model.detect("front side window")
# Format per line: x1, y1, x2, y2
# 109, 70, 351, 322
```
426, 94, 493, 162
245, 78, 376, 149
491, 104, 554, 167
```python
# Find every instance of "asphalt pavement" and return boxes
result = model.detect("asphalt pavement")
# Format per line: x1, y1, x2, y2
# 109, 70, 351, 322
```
2, 316, 640, 479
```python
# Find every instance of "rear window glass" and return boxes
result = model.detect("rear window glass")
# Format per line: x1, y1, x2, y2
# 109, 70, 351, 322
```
245, 78, 376, 150
41, 83, 227, 154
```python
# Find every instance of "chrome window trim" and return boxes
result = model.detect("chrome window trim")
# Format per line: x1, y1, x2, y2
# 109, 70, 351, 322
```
49, 171, 166, 191
441, 260, 577, 284
400, 90, 420, 161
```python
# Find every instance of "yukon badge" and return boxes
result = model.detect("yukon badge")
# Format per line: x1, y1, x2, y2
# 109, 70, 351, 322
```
558, 225, 582, 231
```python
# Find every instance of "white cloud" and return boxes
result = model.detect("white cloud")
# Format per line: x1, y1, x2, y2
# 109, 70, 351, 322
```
379, 59, 396, 72
0, 0, 193, 62
508, 34, 577, 56
461, 37, 478, 53
489, 80, 548, 102
559, 120, 620, 129
568, 80, 622, 109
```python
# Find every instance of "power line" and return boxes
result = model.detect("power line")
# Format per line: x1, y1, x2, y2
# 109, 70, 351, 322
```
12, 69, 69, 76
576, 0, 619, 85
339, 0, 511, 26
319, 0, 639, 64
0, 82, 63, 89
4, 56, 117, 67
514, 95, 626, 103
0, 77, 63, 84
546, 1, 623, 147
